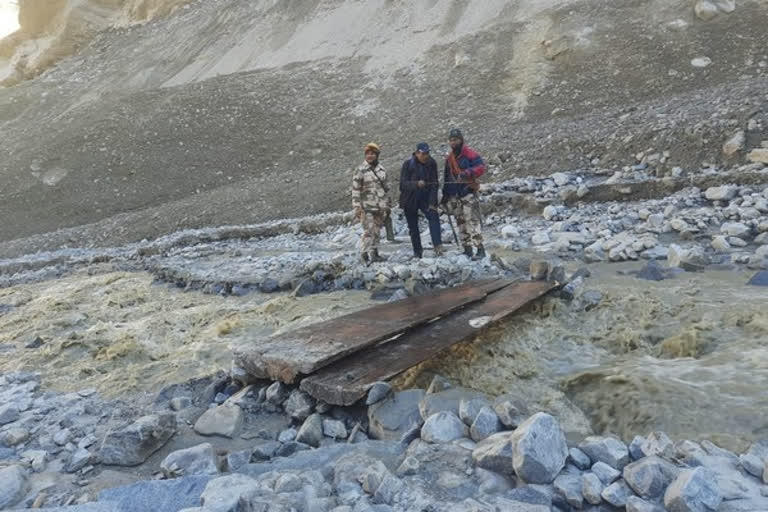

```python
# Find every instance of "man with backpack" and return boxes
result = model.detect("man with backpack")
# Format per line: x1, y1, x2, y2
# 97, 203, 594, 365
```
441, 128, 487, 260
399, 142, 443, 259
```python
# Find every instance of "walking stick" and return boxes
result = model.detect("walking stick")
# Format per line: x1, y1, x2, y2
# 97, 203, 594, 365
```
446, 211, 460, 246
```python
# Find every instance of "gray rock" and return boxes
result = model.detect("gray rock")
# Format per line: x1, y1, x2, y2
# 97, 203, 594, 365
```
569, 447, 591, 470
470, 406, 502, 442
492, 395, 529, 428
722, 222, 751, 239
748, 270, 768, 286
266, 381, 289, 405
419, 387, 487, 420
510, 412, 569, 484
472, 432, 515, 474
602, 479, 634, 507
199, 474, 260, 511
284, 390, 316, 421
421, 411, 468, 443
579, 436, 630, 470
194, 404, 244, 438
739, 440, 768, 478
368, 389, 425, 441
723, 130, 746, 156
161, 443, 220, 477
459, 397, 491, 426
373, 473, 405, 505
623, 455, 679, 500
592, 461, 621, 484
475, 467, 512, 494
554, 473, 583, 509
252, 441, 281, 461
66, 447, 94, 473
705, 186, 737, 201
170, 397, 192, 411
226, 449, 253, 472
323, 419, 348, 440
582, 472, 604, 505
54, 428, 72, 446
22, 449, 47, 472
275, 441, 312, 458
426, 375, 452, 394
366, 382, 392, 405
4, 427, 29, 446
627, 495, 666, 512
664, 467, 722, 512
396, 455, 420, 476
530, 261, 550, 280
278, 428, 297, 443
100, 414, 177, 466
0, 403, 20, 425
97, 476, 212, 512
296, 413, 325, 447
0, 465, 28, 510
629, 435, 646, 460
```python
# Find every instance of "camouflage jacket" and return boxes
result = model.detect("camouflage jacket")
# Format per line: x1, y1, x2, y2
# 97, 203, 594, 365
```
351, 162, 390, 213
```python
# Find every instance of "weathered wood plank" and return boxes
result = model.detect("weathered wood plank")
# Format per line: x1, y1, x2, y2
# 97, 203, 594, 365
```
300, 280, 557, 406
233, 278, 514, 383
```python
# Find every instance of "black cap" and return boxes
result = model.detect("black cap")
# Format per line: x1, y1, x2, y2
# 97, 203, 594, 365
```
449, 128, 463, 140
416, 142, 431, 154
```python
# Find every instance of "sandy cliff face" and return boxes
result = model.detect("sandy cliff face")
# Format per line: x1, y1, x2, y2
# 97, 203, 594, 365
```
0, 0, 191, 84
0, 0, 766, 246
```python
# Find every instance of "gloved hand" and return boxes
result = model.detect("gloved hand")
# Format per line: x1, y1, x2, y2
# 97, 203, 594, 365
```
417, 180, 426, 188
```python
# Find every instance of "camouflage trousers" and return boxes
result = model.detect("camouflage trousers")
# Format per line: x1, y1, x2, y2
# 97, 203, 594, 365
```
445, 196, 483, 248
361, 211, 386, 254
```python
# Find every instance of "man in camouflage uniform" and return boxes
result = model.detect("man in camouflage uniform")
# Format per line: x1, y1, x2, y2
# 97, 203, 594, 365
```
352, 142, 390, 264
442, 128, 487, 260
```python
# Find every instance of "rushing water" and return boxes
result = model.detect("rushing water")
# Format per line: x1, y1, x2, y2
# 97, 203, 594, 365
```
1, 259, 766, 451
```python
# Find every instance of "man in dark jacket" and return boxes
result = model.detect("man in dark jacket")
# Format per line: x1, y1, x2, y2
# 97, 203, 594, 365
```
442, 128, 486, 260
399, 142, 443, 258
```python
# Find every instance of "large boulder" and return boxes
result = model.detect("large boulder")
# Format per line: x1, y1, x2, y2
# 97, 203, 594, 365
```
194, 404, 243, 439
739, 440, 768, 478
160, 443, 220, 477
623, 456, 679, 500
579, 436, 630, 470
0, 465, 28, 510
100, 414, 177, 466
664, 467, 722, 512
421, 411, 468, 443
368, 389, 425, 441
510, 412, 568, 484
471, 432, 515, 474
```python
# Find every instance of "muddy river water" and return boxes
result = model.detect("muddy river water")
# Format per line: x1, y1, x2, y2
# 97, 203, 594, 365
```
1, 258, 766, 451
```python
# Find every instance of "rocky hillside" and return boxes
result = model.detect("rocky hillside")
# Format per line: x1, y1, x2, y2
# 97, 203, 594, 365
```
0, 0, 766, 248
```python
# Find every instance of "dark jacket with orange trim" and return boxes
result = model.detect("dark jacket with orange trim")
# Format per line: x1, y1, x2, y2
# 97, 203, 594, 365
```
399, 154, 439, 211
442, 145, 486, 199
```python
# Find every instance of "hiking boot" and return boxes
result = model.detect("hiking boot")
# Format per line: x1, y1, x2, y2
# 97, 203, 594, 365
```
434, 245, 444, 257
370, 249, 387, 263
360, 253, 370, 266
463, 245, 473, 258
473, 246, 487, 261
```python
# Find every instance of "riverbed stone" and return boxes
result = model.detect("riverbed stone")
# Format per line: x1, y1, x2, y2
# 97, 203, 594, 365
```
296, 413, 324, 447
748, 148, 768, 164
623, 455, 679, 500
366, 382, 392, 405
492, 394, 529, 428
0, 465, 28, 510
472, 432, 515, 474
0, 403, 20, 425
592, 461, 621, 484
4, 427, 29, 446
554, 473, 583, 509
705, 186, 737, 201
252, 441, 281, 461
426, 375, 452, 394
569, 447, 592, 470
265, 381, 289, 405
419, 387, 487, 420
100, 414, 177, 466
582, 472, 604, 505
470, 406, 502, 442
284, 390, 315, 421
323, 419, 348, 440
421, 411, 468, 443
510, 412, 568, 484
640, 432, 675, 458
602, 479, 635, 507
747, 270, 768, 286
459, 397, 491, 426
194, 404, 243, 438
579, 436, 630, 470
627, 495, 666, 512
739, 440, 768, 478
368, 389, 425, 441
66, 447, 94, 473
161, 443, 220, 477
198, 474, 261, 511
664, 467, 722, 512
721, 222, 751, 239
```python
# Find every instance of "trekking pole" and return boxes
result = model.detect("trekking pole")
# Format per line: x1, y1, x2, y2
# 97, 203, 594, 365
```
446, 212, 460, 246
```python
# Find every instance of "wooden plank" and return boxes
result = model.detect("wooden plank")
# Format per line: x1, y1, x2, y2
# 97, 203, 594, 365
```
300, 280, 558, 406
233, 278, 514, 383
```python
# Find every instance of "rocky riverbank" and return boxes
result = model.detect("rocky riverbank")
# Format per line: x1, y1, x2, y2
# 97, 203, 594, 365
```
2, 370, 768, 511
